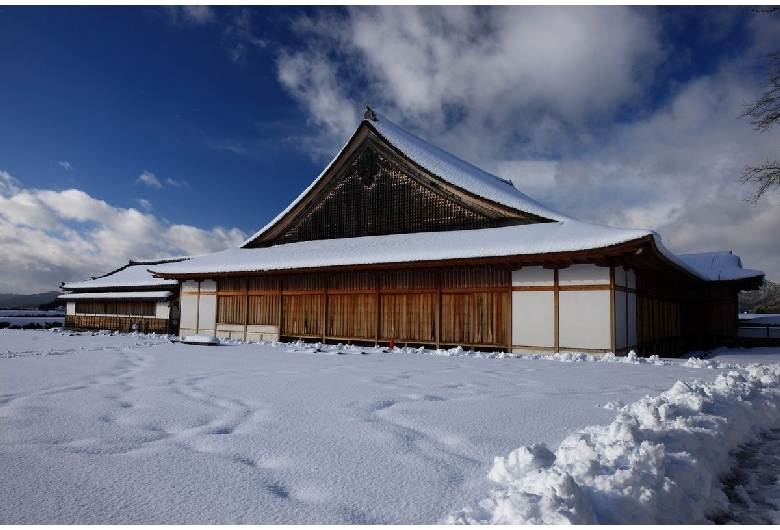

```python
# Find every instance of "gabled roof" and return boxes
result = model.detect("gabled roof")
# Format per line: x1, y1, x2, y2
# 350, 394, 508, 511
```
368, 111, 569, 222
241, 109, 568, 248
62, 258, 185, 291
145, 108, 763, 288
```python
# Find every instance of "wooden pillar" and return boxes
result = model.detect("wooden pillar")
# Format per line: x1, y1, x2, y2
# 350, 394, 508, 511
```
375, 272, 381, 347
609, 266, 616, 354
553, 269, 559, 353
436, 270, 442, 350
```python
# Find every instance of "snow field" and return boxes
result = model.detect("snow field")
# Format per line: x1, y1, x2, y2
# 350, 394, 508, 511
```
1, 329, 779, 524
449, 359, 780, 524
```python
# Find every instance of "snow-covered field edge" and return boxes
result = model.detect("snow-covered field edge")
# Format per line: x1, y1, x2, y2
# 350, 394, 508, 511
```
448, 357, 780, 524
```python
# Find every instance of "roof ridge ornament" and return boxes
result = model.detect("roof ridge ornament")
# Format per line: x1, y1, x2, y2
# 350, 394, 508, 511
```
363, 106, 378, 122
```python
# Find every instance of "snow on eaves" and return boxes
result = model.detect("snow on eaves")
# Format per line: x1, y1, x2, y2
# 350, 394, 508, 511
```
152, 221, 652, 277
240, 110, 569, 247
58, 291, 174, 301
62, 263, 180, 291
676, 251, 764, 282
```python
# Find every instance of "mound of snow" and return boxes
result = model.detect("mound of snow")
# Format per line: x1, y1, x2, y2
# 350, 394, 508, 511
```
449, 365, 780, 524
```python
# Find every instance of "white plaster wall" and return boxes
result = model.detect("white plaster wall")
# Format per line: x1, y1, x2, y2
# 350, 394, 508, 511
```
512, 291, 555, 348
66, 301, 75, 316
179, 294, 199, 335
155, 301, 170, 320
197, 294, 217, 335
559, 290, 611, 350
615, 291, 627, 350
627, 269, 636, 290
200, 280, 217, 292
558, 264, 610, 286
512, 266, 554, 286
182, 280, 199, 293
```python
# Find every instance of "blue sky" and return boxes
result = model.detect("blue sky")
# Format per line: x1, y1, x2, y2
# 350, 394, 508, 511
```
1, 6, 779, 294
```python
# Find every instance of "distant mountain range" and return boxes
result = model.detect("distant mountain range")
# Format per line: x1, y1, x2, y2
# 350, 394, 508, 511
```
739, 281, 780, 314
0, 291, 62, 310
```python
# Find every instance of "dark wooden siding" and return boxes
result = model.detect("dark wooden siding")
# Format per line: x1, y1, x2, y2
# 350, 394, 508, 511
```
213, 267, 510, 349
75, 301, 156, 317
270, 145, 506, 246
66, 314, 170, 334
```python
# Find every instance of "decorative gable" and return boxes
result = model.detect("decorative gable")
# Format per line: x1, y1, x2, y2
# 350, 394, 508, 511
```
245, 121, 552, 248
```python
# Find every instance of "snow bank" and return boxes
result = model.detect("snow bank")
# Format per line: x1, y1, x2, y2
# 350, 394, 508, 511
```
449, 364, 780, 524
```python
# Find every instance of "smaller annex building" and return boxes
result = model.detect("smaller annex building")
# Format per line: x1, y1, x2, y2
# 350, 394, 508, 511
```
60, 259, 184, 334
135, 108, 763, 357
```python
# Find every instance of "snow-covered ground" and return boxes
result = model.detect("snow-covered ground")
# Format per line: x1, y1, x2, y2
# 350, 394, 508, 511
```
1, 329, 779, 524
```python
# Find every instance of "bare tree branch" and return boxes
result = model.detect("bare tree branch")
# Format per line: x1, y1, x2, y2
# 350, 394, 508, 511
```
740, 159, 780, 203
740, 7, 780, 202
740, 51, 780, 133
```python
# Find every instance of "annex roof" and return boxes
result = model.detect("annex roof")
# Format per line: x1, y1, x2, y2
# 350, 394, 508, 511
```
58, 291, 175, 301
62, 259, 184, 291
676, 251, 764, 283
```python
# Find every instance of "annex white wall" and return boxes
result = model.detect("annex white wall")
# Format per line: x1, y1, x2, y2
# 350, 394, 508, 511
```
512, 291, 555, 348
559, 290, 611, 351
197, 280, 217, 336
155, 301, 170, 320
511, 267, 555, 351
180, 280, 199, 335
558, 264, 610, 286
179, 280, 218, 337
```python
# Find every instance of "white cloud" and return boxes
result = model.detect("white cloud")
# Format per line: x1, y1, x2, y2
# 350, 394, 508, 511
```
274, 6, 780, 281
57, 161, 74, 171
137, 198, 152, 211
165, 177, 190, 188
136, 170, 162, 189
164, 6, 215, 26
0, 171, 246, 294
276, 6, 663, 160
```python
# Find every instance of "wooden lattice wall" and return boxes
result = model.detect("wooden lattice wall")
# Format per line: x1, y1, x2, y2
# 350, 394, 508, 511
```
214, 266, 511, 349
266, 143, 523, 246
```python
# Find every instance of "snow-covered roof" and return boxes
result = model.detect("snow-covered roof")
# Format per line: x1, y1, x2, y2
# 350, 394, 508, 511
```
369, 112, 569, 222
58, 291, 174, 301
241, 109, 568, 247
62, 260, 183, 291
675, 251, 764, 283
154, 222, 655, 277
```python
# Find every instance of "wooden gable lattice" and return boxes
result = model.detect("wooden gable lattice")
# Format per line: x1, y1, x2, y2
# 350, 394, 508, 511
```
245, 124, 550, 248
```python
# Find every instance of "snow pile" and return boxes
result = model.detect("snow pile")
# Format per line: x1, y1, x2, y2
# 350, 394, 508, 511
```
449, 364, 780, 524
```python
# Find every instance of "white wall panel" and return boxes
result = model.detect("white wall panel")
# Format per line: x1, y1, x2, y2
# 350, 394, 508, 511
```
559, 264, 610, 286
627, 269, 636, 290
66, 301, 75, 316
182, 280, 199, 293
197, 294, 217, 334
512, 267, 554, 286
155, 301, 170, 320
200, 280, 217, 292
512, 291, 555, 348
180, 295, 198, 331
559, 290, 611, 350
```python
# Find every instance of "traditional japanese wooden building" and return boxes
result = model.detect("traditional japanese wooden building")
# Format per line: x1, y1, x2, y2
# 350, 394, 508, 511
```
60, 259, 184, 334
140, 108, 760, 355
